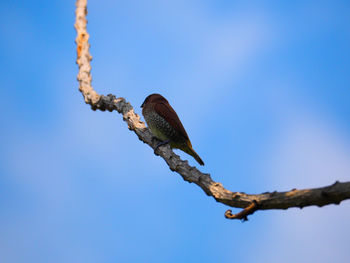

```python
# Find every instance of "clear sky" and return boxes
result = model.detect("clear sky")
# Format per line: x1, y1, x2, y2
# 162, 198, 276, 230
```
1, 0, 350, 262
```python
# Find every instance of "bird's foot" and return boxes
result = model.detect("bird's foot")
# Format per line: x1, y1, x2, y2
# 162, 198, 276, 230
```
154, 139, 171, 154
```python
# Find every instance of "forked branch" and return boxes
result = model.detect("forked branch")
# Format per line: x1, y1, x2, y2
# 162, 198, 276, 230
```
74, 0, 350, 220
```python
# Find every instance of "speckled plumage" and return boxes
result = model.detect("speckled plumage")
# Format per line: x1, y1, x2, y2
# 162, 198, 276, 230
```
141, 94, 204, 166
142, 106, 184, 145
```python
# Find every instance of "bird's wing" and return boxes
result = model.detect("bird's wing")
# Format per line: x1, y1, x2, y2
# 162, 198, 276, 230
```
154, 102, 190, 140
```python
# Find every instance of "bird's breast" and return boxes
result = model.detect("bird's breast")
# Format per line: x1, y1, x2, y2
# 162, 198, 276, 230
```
143, 107, 177, 141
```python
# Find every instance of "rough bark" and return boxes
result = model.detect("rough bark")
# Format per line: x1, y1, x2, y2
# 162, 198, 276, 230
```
74, 0, 350, 220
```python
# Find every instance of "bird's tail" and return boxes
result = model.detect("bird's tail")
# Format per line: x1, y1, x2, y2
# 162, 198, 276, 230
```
183, 141, 204, 166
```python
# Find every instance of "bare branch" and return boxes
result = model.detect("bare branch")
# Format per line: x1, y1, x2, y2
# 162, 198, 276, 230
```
74, 0, 350, 220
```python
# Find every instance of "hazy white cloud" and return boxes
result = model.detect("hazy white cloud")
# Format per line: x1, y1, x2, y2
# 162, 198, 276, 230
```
90, 0, 274, 118
263, 112, 350, 188
256, 110, 350, 262
170, 11, 273, 107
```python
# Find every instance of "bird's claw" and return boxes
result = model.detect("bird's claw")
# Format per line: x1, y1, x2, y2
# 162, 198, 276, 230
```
154, 139, 171, 154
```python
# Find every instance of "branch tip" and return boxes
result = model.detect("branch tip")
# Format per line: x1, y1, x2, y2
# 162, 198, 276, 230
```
225, 201, 259, 221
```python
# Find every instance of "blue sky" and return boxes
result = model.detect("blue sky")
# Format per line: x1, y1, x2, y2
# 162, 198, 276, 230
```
1, 0, 350, 262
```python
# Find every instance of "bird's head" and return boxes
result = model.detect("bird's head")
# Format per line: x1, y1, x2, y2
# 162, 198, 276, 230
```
141, 93, 168, 108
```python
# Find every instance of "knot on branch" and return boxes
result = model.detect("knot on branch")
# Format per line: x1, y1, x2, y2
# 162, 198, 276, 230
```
225, 200, 259, 221
91, 94, 117, 111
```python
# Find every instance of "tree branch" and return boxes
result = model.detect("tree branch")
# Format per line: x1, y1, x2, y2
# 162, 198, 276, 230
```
74, 0, 350, 220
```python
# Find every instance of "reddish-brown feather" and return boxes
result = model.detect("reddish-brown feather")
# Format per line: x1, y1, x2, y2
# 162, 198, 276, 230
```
142, 94, 203, 165
153, 101, 190, 141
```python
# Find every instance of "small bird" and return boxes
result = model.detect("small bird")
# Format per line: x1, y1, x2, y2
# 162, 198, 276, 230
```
141, 94, 204, 166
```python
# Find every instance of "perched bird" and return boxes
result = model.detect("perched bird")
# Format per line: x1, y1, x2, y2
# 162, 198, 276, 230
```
141, 94, 204, 166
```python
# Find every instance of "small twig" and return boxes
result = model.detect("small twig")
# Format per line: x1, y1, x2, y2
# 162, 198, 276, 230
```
225, 201, 259, 221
